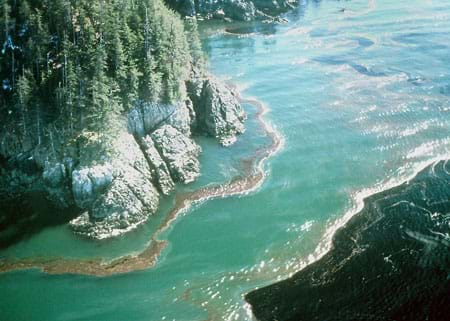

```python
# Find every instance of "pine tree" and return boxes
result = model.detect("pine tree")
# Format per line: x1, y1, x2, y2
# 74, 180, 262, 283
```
18, 1, 31, 25
0, 0, 10, 43
29, 9, 49, 83
184, 17, 205, 73
124, 59, 141, 111
88, 37, 110, 133
0, 0, 204, 156
140, 48, 162, 103
15, 69, 34, 140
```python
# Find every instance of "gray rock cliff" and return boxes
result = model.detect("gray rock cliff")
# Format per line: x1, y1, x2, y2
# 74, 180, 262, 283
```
0, 76, 246, 239
165, 0, 298, 21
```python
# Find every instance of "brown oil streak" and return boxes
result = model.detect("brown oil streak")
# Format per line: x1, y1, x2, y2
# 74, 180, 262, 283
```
0, 85, 281, 276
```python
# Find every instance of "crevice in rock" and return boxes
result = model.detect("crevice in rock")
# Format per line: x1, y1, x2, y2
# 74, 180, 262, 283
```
146, 108, 178, 135
123, 181, 146, 210
131, 134, 168, 195
150, 141, 180, 184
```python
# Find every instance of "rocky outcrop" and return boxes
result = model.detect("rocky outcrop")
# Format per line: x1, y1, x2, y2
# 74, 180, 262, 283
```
141, 136, 175, 196
42, 161, 73, 208
69, 110, 202, 238
70, 132, 160, 238
127, 101, 193, 137
71, 164, 113, 209
151, 125, 201, 183
165, 0, 298, 21
190, 77, 246, 146
0, 76, 244, 240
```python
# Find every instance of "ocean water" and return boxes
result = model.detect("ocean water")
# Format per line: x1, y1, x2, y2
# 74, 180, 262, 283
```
1, 0, 450, 320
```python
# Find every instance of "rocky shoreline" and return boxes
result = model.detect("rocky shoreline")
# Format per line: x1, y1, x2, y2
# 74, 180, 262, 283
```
0, 76, 245, 242
246, 160, 450, 321
0, 86, 283, 276
166, 0, 297, 22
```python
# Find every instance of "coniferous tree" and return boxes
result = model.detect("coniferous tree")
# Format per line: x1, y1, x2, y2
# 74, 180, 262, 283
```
124, 59, 141, 111
0, 0, 10, 43
88, 37, 109, 134
0, 0, 205, 157
140, 49, 162, 103
14, 69, 34, 139
184, 17, 205, 73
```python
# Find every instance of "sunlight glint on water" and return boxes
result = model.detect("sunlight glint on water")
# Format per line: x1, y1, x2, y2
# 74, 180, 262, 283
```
1, 0, 450, 320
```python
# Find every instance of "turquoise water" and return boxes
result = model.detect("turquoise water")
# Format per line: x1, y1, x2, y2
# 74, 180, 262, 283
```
2, 0, 450, 320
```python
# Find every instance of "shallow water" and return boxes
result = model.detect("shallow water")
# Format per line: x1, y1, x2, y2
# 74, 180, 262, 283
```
1, 0, 450, 320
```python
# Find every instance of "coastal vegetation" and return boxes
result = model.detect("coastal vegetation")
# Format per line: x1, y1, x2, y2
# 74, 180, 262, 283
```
0, 0, 204, 154
0, 0, 245, 240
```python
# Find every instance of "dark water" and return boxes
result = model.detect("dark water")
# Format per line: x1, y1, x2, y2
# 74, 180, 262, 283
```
246, 160, 450, 321
0, 193, 80, 249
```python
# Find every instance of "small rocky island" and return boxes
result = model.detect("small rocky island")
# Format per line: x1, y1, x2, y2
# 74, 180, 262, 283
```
0, 0, 245, 242
246, 160, 450, 321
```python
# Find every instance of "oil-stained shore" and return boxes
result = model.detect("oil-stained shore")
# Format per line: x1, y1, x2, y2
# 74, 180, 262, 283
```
246, 160, 450, 321
0, 91, 282, 276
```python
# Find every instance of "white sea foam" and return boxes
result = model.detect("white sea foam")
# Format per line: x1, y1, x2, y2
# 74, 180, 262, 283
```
291, 58, 309, 65
284, 26, 312, 36
272, 154, 450, 285
406, 138, 450, 159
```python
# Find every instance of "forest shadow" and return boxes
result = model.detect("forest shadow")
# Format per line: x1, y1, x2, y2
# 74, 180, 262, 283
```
0, 192, 81, 250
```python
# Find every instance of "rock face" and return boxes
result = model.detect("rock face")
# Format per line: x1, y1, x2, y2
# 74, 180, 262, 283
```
246, 160, 450, 321
0, 76, 245, 240
70, 132, 160, 238
165, 0, 298, 21
151, 125, 201, 183
190, 77, 246, 146
42, 161, 73, 208
71, 164, 114, 209
127, 102, 192, 137
141, 136, 175, 196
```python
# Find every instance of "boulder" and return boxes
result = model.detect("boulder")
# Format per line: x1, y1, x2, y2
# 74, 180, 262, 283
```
42, 161, 72, 207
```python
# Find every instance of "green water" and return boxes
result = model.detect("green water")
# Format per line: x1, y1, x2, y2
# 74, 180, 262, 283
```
2, 0, 450, 320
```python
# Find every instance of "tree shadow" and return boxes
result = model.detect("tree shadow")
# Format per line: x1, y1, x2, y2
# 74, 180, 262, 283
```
0, 192, 82, 250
